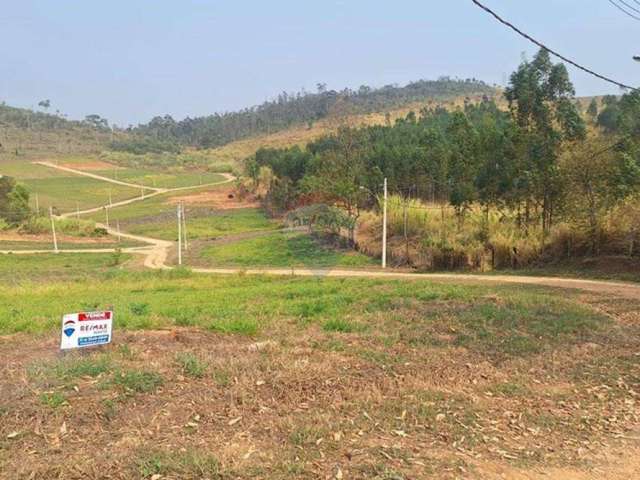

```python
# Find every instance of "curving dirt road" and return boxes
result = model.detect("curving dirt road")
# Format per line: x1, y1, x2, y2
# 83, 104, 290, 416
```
3, 163, 638, 298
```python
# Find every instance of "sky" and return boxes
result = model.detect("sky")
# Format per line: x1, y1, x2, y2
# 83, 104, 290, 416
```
0, 1, 638, 126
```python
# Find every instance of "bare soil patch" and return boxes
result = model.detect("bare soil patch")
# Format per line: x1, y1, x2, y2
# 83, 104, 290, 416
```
59, 160, 118, 171
167, 186, 260, 210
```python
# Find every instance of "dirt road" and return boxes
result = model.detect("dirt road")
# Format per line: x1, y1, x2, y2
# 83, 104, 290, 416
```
5, 163, 638, 299
190, 266, 640, 298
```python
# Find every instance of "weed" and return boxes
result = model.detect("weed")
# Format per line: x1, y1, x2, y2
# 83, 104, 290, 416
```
117, 344, 135, 360
110, 248, 123, 266
101, 398, 118, 421
40, 392, 67, 409
490, 382, 529, 397
212, 368, 232, 387
175, 352, 208, 378
136, 449, 222, 478
289, 425, 325, 446
208, 318, 258, 336
129, 302, 149, 316
113, 370, 163, 394
322, 318, 364, 333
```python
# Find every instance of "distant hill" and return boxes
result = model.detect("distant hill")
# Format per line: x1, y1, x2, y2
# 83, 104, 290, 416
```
126, 78, 497, 151
0, 103, 112, 159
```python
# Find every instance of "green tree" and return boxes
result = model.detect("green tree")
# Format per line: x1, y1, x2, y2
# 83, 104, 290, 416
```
0, 176, 30, 225
587, 98, 598, 120
504, 48, 585, 233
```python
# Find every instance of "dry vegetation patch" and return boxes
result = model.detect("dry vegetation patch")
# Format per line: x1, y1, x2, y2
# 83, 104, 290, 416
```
167, 186, 260, 210
0, 288, 639, 479
58, 160, 119, 171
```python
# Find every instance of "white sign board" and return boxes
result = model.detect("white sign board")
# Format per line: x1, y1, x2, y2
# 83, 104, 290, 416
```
60, 311, 113, 350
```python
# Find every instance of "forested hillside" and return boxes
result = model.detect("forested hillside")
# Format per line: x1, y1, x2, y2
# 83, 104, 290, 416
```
125, 78, 496, 150
0, 103, 112, 158
244, 49, 640, 269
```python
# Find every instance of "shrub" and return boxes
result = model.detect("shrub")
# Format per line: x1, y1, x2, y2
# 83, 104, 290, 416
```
19, 216, 50, 234
175, 353, 208, 378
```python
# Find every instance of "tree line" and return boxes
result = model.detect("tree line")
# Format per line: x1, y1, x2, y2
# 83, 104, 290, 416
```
246, 49, 640, 259
124, 78, 495, 152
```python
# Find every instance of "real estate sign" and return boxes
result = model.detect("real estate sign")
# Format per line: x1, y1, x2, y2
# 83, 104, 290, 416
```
60, 311, 113, 350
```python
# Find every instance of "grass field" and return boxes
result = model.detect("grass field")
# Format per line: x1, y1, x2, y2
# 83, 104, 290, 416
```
93, 168, 225, 189
0, 239, 141, 251
0, 259, 638, 478
129, 207, 278, 241
84, 197, 278, 241
198, 231, 375, 268
0, 160, 140, 213
0, 252, 130, 284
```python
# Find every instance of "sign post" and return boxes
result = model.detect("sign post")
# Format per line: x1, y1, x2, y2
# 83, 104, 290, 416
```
60, 310, 113, 350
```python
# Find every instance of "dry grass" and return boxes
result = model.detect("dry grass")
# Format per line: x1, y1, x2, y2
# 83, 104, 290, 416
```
1, 289, 638, 479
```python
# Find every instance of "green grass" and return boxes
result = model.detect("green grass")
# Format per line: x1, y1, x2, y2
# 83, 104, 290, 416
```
28, 353, 115, 393
200, 231, 376, 268
136, 449, 222, 479
0, 240, 141, 250
112, 370, 163, 394
0, 252, 131, 283
0, 161, 140, 213
175, 352, 208, 378
125, 207, 278, 241
39, 392, 68, 409
0, 267, 609, 359
322, 318, 366, 333
94, 168, 225, 189
54, 355, 113, 379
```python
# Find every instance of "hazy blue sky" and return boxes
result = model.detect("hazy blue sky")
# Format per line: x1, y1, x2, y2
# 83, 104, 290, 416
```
1, 1, 637, 126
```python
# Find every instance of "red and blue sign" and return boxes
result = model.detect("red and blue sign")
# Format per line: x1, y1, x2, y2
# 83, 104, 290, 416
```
60, 311, 113, 350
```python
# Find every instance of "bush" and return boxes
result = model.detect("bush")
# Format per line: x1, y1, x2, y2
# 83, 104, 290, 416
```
109, 137, 181, 155
19, 216, 50, 234
208, 163, 233, 173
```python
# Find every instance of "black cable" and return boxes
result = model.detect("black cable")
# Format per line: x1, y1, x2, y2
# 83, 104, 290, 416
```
471, 0, 637, 90
607, 0, 640, 21
617, 0, 640, 14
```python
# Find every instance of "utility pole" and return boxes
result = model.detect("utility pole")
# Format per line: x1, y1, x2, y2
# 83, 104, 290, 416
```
104, 206, 110, 229
116, 220, 121, 242
177, 204, 183, 265
382, 177, 387, 269
181, 203, 188, 251
35, 193, 39, 216
49, 206, 58, 253
109, 189, 112, 206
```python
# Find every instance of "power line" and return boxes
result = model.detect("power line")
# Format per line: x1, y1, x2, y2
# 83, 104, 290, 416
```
607, 0, 640, 21
471, 0, 637, 91
617, 0, 640, 14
